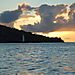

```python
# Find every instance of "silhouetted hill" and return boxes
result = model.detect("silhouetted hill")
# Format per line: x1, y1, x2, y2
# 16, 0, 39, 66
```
0, 25, 64, 43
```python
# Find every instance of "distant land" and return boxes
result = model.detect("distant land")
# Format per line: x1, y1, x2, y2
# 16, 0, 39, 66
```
0, 25, 64, 43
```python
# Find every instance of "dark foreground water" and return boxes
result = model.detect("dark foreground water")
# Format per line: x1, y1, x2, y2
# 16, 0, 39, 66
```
0, 43, 75, 75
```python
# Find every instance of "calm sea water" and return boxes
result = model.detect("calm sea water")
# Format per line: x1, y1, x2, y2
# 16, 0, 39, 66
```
0, 43, 75, 75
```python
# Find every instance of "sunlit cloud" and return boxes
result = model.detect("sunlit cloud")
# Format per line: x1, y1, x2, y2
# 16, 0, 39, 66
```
14, 15, 41, 30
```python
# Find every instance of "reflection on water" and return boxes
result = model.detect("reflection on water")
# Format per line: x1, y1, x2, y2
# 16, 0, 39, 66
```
0, 43, 75, 75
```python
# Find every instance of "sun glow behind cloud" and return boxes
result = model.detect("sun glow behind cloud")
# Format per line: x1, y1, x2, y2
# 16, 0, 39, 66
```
14, 15, 41, 30
34, 31, 75, 42
55, 8, 70, 20
48, 31, 75, 42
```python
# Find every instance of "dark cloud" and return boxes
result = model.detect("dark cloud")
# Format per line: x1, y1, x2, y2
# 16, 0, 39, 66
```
21, 3, 75, 32
0, 2, 34, 24
68, 3, 75, 19
21, 4, 68, 32
70, 3, 75, 9
67, 3, 75, 30
0, 10, 22, 23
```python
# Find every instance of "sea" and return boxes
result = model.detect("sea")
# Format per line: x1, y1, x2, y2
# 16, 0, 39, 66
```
0, 43, 75, 75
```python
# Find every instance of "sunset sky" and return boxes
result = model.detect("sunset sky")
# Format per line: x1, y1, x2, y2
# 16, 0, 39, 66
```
0, 0, 75, 42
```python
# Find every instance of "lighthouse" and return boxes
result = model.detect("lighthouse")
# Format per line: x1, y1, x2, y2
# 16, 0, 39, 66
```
22, 34, 25, 42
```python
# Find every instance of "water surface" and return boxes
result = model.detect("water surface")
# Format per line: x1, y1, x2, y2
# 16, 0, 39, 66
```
0, 43, 75, 75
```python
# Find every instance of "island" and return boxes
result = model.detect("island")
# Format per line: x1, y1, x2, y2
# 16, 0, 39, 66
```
0, 25, 64, 43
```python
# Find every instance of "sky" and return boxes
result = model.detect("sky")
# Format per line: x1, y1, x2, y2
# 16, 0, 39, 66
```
0, 0, 75, 42
0, 0, 75, 12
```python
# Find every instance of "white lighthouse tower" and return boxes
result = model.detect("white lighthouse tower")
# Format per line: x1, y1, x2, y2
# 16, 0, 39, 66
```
22, 35, 25, 42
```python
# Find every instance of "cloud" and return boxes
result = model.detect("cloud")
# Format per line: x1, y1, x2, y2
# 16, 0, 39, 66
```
70, 3, 75, 9
0, 2, 34, 24
21, 4, 68, 32
21, 3, 75, 32
0, 2, 75, 32
0, 10, 22, 23
18, 2, 34, 11
68, 3, 75, 19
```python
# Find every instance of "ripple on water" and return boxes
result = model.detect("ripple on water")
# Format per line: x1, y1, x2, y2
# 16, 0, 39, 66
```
0, 43, 75, 75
